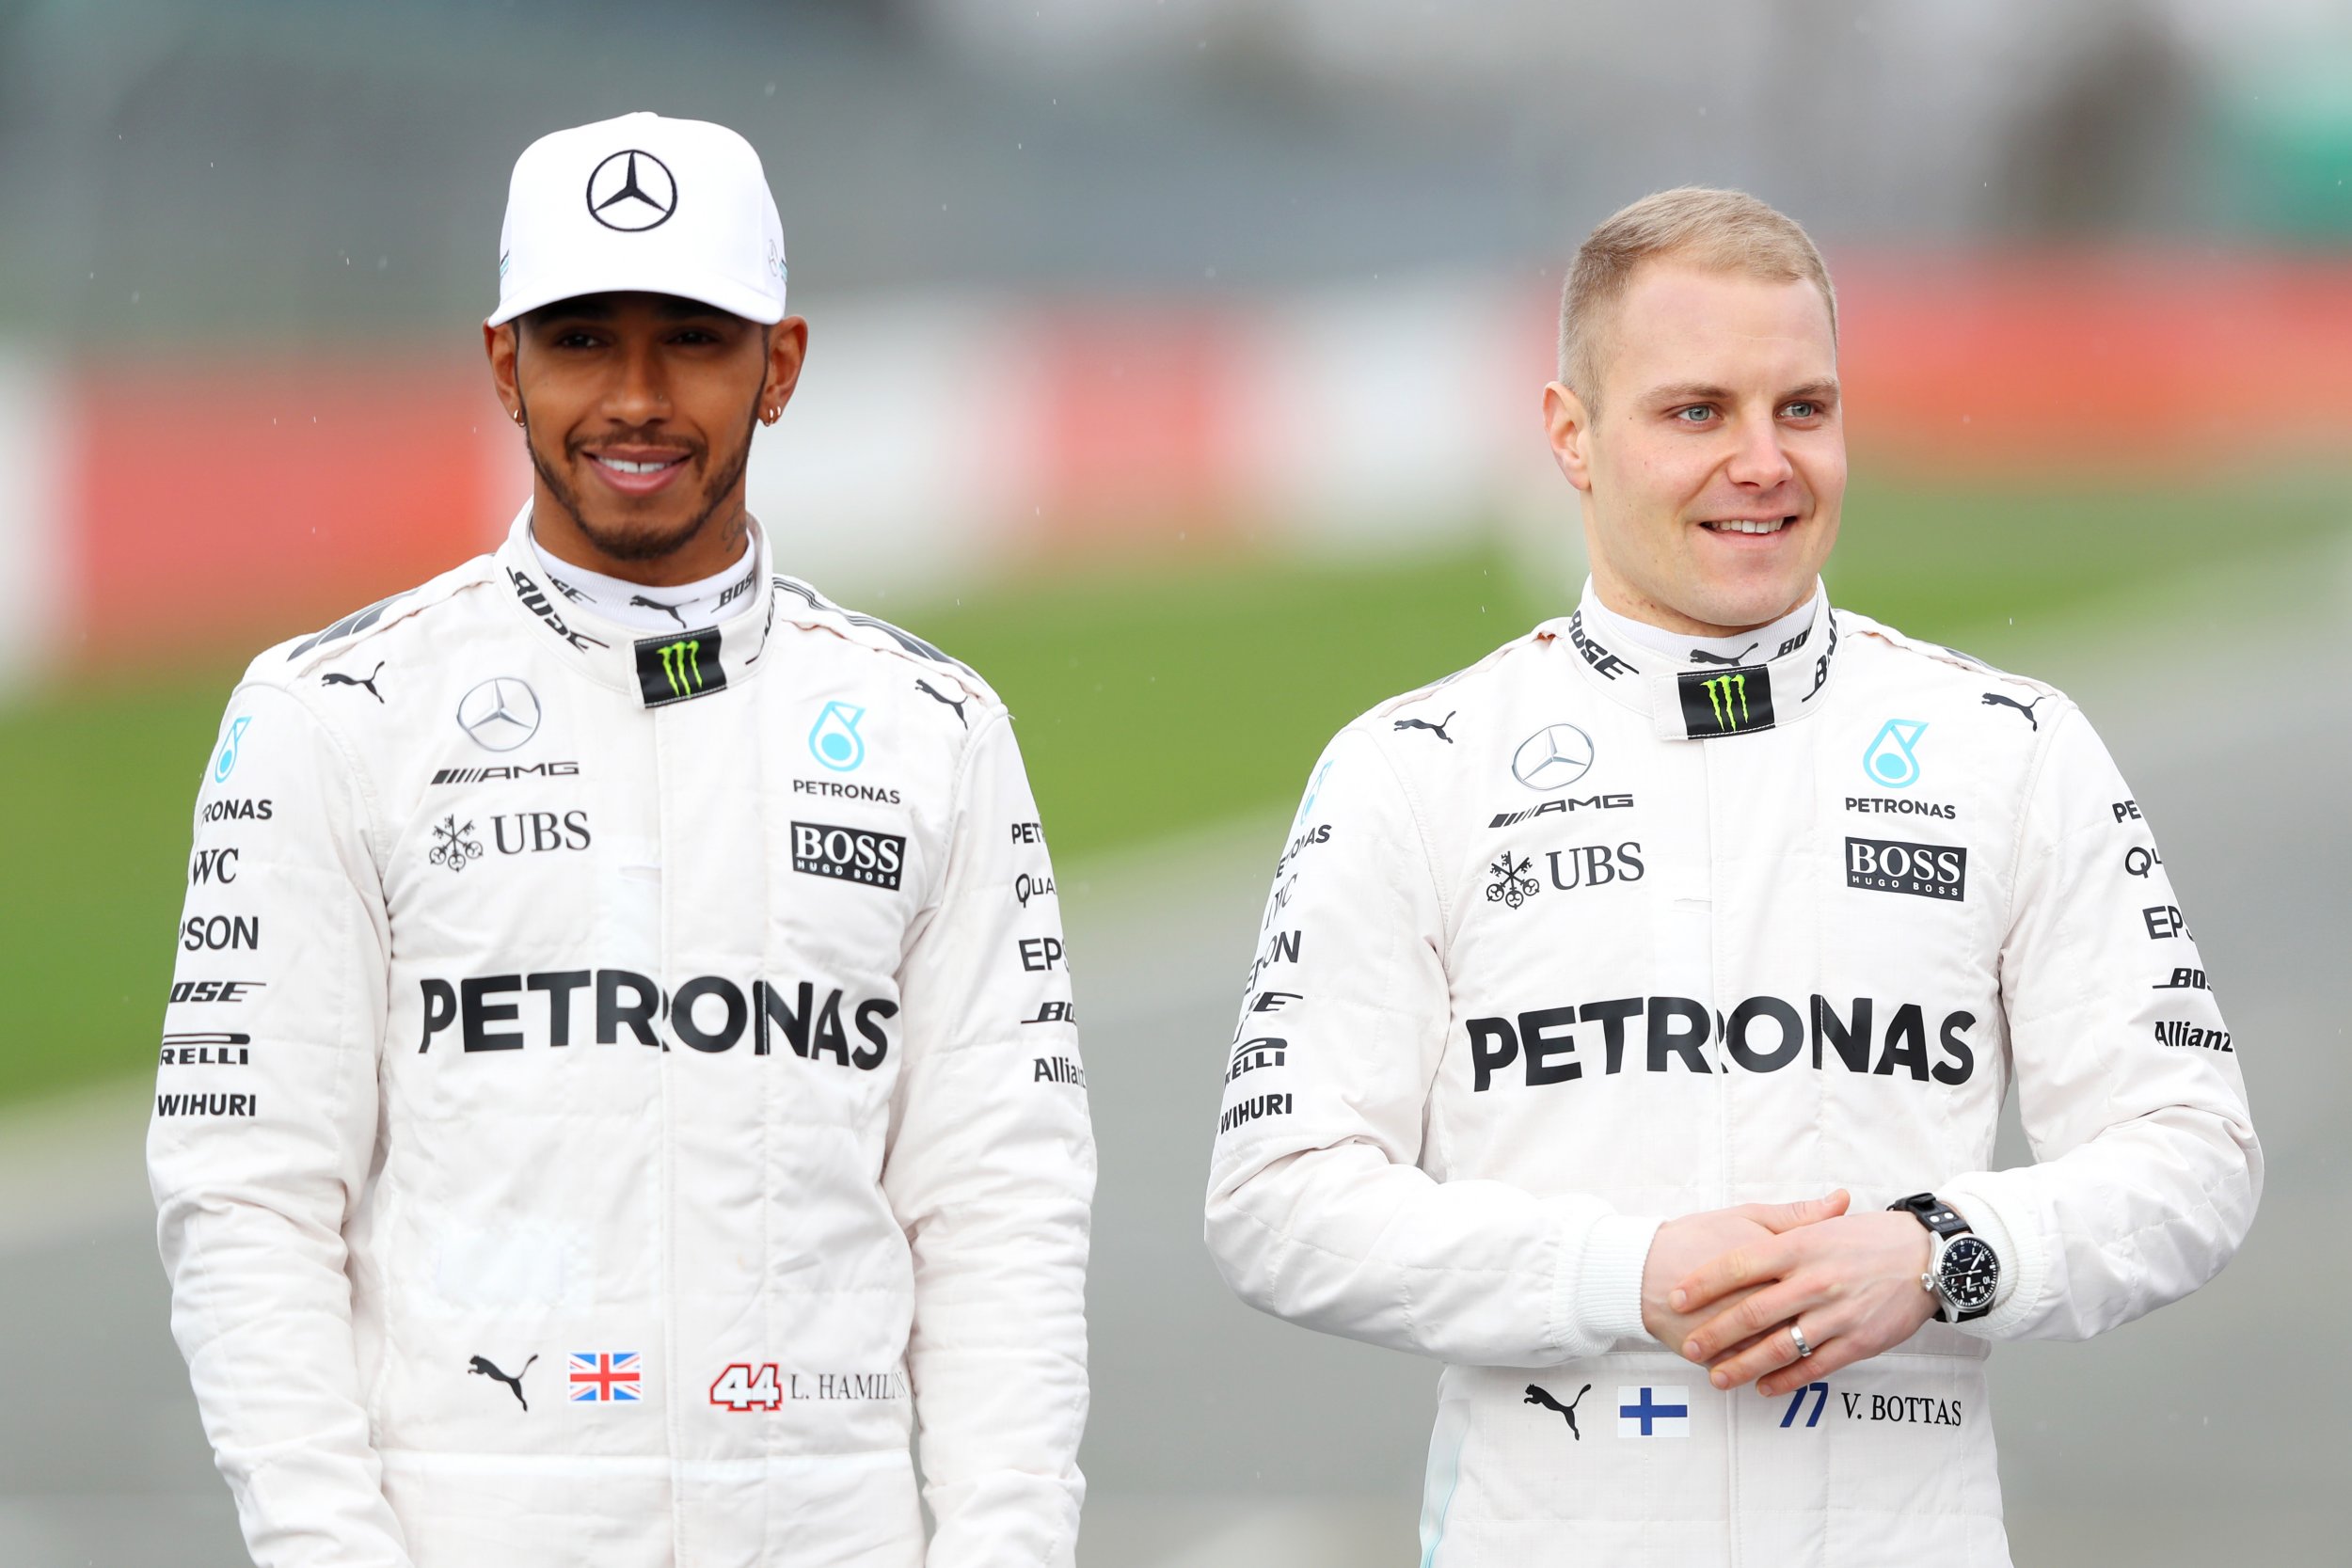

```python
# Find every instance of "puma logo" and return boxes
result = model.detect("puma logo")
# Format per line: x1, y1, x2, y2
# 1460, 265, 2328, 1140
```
1524, 1382, 1592, 1439
1980, 691, 2050, 730
915, 678, 968, 728
1689, 642, 1758, 667
629, 594, 691, 631
1393, 710, 1456, 744
320, 662, 385, 703
468, 1354, 537, 1411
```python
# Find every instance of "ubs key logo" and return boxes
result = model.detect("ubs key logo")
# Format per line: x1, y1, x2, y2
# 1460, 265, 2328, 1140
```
791, 820, 906, 891
1846, 836, 1966, 902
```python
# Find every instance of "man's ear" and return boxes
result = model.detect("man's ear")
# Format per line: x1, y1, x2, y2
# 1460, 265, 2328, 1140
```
760, 317, 810, 423
1543, 381, 1596, 493
485, 322, 521, 424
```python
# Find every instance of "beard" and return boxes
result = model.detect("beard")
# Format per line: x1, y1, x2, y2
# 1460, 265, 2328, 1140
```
521, 403, 759, 563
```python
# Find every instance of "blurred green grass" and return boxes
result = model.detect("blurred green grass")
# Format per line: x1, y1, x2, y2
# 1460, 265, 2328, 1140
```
2, 468, 2340, 1104
942, 467, 2344, 855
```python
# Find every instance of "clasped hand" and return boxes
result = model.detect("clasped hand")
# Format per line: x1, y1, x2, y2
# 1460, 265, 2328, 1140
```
1638, 1190, 1938, 1399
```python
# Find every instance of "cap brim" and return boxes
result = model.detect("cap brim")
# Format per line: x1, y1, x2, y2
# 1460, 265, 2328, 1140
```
487, 263, 786, 327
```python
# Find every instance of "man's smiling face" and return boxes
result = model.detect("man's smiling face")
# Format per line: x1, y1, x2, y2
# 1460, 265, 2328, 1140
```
1546, 260, 1846, 635
489, 291, 802, 579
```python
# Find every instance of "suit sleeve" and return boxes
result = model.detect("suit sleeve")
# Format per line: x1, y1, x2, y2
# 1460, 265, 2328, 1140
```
882, 708, 1093, 1568
149, 681, 408, 1566
1939, 702, 2261, 1340
1202, 728, 1658, 1367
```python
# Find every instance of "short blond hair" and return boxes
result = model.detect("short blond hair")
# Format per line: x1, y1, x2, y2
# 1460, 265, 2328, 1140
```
1558, 187, 1836, 408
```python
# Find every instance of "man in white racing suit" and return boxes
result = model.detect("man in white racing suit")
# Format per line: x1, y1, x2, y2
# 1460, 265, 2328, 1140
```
151, 113, 1093, 1568
1203, 188, 2258, 1565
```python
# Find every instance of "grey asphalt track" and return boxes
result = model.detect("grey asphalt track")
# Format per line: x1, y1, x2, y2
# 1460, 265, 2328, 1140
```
5, 542, 2345, 1565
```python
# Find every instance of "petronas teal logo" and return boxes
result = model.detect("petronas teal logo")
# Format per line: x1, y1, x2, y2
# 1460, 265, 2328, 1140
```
1862, 720, 1929, 789
808, 702, 866, 771
214, 716, 252, 782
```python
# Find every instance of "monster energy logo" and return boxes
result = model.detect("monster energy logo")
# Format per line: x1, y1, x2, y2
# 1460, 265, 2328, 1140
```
1676, 665, 1775, 737
1702, 673, 1748, 729
633, 626, 727, 707
659, 640, 703, 696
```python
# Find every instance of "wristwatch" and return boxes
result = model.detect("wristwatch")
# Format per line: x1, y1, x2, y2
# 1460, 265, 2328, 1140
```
1887, 1193, 1999, 1323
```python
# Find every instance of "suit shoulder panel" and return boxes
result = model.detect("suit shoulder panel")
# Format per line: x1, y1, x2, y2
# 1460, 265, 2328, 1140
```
250, 554, 503, 687
1354, 623, 1560, 733
1837, 609, 2071, 709
768, 575, 1005, 713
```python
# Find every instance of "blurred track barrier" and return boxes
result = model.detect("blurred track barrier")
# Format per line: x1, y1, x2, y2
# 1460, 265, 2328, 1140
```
0, 348, 528, 694
4, 251, 2346, 691
0, 349, 72, 694
1836, 251, 2352, 471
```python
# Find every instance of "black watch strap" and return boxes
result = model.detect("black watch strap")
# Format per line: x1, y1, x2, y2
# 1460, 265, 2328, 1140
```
1888, 1191, 1994, 1323
1888, 1192, 1969, 1240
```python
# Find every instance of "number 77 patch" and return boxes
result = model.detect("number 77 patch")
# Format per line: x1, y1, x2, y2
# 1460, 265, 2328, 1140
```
1779, 1381, 1830, 1429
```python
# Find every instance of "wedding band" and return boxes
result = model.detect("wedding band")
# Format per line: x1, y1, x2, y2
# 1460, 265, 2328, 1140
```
1789, 1323, 1813, 1359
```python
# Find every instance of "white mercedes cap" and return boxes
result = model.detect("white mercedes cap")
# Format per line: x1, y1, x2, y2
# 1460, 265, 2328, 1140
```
488, 111, 787, 326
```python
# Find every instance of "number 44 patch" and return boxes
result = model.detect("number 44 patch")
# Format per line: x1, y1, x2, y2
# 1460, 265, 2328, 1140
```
710, 1363, 785, 1412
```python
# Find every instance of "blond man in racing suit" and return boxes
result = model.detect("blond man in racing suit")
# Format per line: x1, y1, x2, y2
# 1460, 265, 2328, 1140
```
1204, 188, 2258, 1565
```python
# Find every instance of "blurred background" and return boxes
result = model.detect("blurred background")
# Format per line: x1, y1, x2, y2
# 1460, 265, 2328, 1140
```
3, 0, 2348, 1562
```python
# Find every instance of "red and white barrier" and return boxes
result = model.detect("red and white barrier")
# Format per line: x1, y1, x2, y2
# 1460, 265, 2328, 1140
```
5, 254, 2347, 692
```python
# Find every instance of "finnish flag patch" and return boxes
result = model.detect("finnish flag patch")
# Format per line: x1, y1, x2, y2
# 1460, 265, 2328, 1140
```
1616, 1386, 1692, 1438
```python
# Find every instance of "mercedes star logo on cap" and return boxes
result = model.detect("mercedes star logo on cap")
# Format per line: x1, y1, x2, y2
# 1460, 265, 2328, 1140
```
456, 677, 544, 752
585, 149, 677, 232
1511, 723, 1597, 791
490, 114, 786, 326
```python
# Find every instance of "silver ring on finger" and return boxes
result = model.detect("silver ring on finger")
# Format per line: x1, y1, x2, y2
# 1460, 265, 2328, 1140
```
1789, 1323, 1813, 1359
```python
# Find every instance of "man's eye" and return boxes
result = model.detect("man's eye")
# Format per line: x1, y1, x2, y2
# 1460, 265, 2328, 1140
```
1784, 402, 1818, 419
552, 332, 598, 349
1676, 406, 1713, 424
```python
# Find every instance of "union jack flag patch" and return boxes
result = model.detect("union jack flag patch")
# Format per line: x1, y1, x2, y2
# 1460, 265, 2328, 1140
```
569, 1352, 643, 1402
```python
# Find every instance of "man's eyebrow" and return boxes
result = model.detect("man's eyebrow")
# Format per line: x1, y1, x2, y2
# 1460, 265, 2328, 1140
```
1641, 382, 1736, 405
1637, 379, 1841, 404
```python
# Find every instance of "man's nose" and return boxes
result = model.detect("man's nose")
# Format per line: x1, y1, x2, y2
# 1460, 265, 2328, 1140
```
604, 341, 672, 424
1724, 413, 1795, 489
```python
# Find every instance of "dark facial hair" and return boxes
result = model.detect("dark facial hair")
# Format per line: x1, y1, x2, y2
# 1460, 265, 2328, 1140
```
517, 394, 759, 565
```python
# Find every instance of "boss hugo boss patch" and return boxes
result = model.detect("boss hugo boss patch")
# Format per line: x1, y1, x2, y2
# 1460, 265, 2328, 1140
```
790, 820, 906, 891
1846, 836, 1967, 901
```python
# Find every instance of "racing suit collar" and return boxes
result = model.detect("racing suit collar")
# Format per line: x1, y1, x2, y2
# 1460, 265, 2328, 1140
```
1550, 578, 1839, 741
493, 501, 778, 708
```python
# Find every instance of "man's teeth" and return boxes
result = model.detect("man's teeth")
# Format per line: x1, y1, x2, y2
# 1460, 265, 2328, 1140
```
596, 455, 682, 474
1706, 518, 1788, 534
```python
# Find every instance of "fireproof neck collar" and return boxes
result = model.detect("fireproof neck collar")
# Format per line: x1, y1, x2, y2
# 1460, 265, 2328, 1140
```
529, 532, 757, 638
1577, 584, 1818, 670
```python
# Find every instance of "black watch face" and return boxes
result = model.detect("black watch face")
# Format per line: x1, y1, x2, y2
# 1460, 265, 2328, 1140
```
1939, 1237, 1999, 1309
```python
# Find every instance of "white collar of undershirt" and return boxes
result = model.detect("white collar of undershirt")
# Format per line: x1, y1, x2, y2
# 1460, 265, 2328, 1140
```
1578, 582, 1819, 670
529, 533, 759, 638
